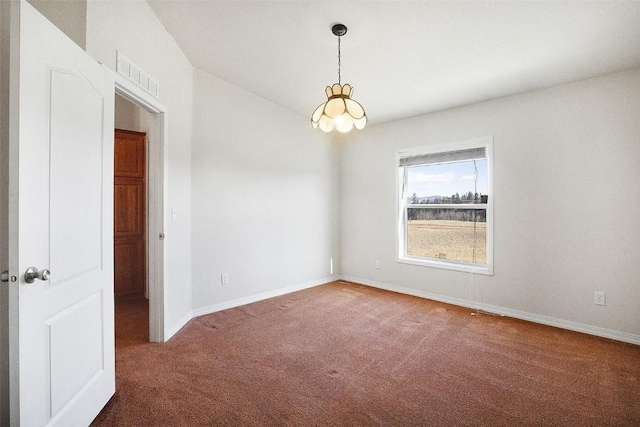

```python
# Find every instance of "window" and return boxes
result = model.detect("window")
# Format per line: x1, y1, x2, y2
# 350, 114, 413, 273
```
396, 137, 493, 275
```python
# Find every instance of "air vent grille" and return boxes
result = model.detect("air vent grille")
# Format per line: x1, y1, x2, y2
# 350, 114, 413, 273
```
116, 51, 159, 98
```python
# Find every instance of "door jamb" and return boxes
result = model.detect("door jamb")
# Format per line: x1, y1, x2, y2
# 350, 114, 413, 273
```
112, 70, 167, 342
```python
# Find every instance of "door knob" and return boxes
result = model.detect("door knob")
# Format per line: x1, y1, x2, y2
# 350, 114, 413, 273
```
1, 271, 8, 283
24, 267, 50, 284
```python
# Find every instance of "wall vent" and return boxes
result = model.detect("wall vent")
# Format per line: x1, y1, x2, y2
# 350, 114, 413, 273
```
116, 51, 160, 98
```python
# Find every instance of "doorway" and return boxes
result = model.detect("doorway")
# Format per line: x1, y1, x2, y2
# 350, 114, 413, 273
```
112, 87, 165, 343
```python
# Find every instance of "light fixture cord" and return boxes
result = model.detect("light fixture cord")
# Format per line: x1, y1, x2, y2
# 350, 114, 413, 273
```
337, 35, 342, 85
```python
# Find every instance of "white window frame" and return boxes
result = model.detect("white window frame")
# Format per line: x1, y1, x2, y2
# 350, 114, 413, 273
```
396, 136, 494, 275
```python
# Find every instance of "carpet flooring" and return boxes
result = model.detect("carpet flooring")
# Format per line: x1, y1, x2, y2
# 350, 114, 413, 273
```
92, 281, 640, 426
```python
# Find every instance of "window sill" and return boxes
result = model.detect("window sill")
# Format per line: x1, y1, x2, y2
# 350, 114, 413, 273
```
397, 256, 493, 276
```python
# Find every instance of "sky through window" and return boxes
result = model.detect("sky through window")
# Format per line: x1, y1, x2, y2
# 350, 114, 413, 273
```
407, 159, 487, 199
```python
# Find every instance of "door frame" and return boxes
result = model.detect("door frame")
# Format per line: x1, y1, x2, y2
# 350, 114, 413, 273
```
0, 2, 9, 424
113, 72, 168, 343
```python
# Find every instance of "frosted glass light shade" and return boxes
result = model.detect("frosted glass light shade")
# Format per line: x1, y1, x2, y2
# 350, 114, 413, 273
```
311, 83, 367, 133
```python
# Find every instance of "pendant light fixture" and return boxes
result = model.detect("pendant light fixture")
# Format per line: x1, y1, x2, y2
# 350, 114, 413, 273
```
311, 24, 367, 133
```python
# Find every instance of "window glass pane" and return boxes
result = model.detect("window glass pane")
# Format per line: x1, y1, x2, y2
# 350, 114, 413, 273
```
407, 207, 486, 264
406, 159, 487, 204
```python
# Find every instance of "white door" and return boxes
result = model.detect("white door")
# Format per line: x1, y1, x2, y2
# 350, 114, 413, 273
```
7, 1, 115, 425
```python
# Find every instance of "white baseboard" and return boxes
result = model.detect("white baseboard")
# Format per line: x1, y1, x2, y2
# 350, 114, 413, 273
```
165, 310, 194, 342
189, 275, 338, 319
164, 275, 338, 341
340, 275, 640, 346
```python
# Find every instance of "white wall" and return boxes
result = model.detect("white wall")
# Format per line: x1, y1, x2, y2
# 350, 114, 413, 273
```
27, 0, 86, 49
85, 0, 194, 335
190, 69, 339, 312
115, 94, 143, 133
339, 68, 640, 341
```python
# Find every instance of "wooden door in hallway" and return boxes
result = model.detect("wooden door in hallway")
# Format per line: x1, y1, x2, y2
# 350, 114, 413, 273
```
114, 129, 146, 296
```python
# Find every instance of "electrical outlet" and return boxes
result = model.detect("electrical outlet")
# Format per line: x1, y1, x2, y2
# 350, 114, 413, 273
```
221, 273, 229, 285
375, 260, 381, 269
594, 291, 606, 306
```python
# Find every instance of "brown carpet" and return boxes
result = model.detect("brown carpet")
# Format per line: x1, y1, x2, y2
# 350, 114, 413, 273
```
92, 281, 640, 426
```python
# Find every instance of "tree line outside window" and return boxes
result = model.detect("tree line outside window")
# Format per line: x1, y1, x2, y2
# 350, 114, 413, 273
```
407, 191, 487, 222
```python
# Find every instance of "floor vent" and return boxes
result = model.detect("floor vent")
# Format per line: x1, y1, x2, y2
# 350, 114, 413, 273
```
116, 51, 159, 98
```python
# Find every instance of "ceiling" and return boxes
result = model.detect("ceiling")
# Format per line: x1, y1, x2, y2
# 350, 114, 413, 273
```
146, 1, 640, 125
